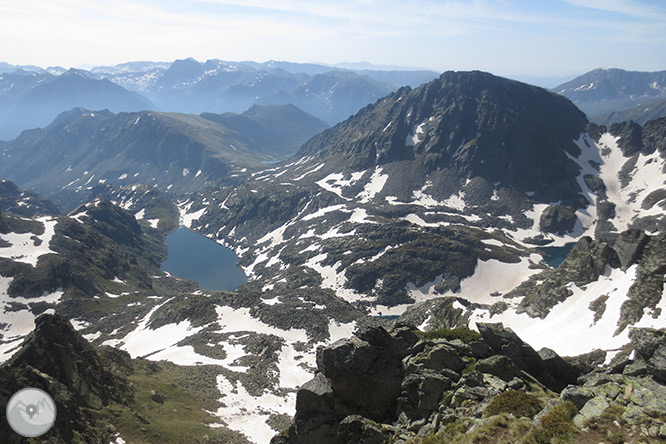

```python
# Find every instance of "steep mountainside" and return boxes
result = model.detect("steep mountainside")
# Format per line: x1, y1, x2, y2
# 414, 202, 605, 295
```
593, 97, 666, 126
555, 68, 666, 117
0, 69, 153, 141
177, 71, 666, 354
0, 180, 61, 217
0, 197, 375, 443
201, 104, 328, 159
0, 313, 251, 444
0, 104, 327, 209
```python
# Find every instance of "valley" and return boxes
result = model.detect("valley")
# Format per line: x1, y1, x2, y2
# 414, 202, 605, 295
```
1, 64, 666, 444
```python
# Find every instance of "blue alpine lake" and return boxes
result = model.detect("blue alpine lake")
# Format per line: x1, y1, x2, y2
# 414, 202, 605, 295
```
160, 227, 247, 291
538, 242, 576, 268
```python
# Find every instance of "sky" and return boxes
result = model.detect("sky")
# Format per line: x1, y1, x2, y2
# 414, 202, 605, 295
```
1, 0, 665, 79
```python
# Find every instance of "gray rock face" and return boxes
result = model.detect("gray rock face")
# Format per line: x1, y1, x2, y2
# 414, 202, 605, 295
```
398, 370, 452, 418
560, 385, 595, 409
337, 415, 388, 444
316, 326, 417, 421
477, 322, 577, 392
475, 355, 521, 382
629, 328, 666, 381
295, 373, 336, 418
613, 229, 650, 270
539, 204, 577, 235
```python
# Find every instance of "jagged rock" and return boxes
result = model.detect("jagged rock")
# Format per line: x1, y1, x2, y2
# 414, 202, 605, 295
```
475, 355, 521, 382
398, 370, 452, 418
613, 229, 650, 269
539, 347, 581, 386
337, 415, 387, 444
629, 328, 666, 381
561, 236, 620, 285
477, 322, 571, 391
6, 313, 132, 409
295, 373, 336, 417
0, 314, 133, 444
316, 326, 416, 421
539, 204, 577, 235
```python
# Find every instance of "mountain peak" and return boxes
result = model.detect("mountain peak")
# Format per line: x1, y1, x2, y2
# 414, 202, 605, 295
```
298, 70, 587, 199
64, 67, 91, 79
7, 313, 132, 408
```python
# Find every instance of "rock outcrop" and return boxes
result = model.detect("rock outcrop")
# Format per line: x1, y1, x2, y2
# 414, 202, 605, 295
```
273, 324, 666, 444
0, 314, 134, 444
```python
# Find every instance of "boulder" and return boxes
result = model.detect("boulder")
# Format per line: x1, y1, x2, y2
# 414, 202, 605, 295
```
477, 323, 568, 391
475, 355, 521, 382
629, 328, 666, 381
316, 326, 415, 421
560, 385, 595, 409
398, 370, 452, 418
403, 343, 465, 375
539, 205, 577, 235
573, 396, 610, 428
337, 415, 387, 444
295, 373, 336, 417
538, 347, 581, 386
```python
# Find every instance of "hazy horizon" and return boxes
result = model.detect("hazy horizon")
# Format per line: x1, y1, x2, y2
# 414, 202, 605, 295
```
1, 1, 664, 80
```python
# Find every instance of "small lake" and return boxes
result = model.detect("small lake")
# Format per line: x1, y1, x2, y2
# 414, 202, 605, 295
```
161, 227, 247, 291
538, 242, 576, 268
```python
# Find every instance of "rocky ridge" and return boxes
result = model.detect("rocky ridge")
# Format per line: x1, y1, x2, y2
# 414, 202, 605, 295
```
0, 313, 250, 444
272, 323, 666, 444
0, 104, 329, 210
555, 68, 666, 117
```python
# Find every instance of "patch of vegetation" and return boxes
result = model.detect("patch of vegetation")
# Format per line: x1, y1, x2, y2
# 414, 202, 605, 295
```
584, 403, 626, 444
100, 359, 246, 444
414, 415, 535, 444
416, 326, 482, 343
526, 401, 578, 444
484, 390, 544, 419
461, 358, 477, 375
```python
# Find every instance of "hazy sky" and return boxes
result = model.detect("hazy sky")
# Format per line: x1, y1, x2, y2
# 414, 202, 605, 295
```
1, 0, 665, 77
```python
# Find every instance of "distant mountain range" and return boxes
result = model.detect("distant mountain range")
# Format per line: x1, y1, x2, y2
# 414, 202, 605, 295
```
0, 104, 328, 209
0, 69, 153, 140
4, 60, 666, 142
555, 68, 666, 123
0, 59, 439, 141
